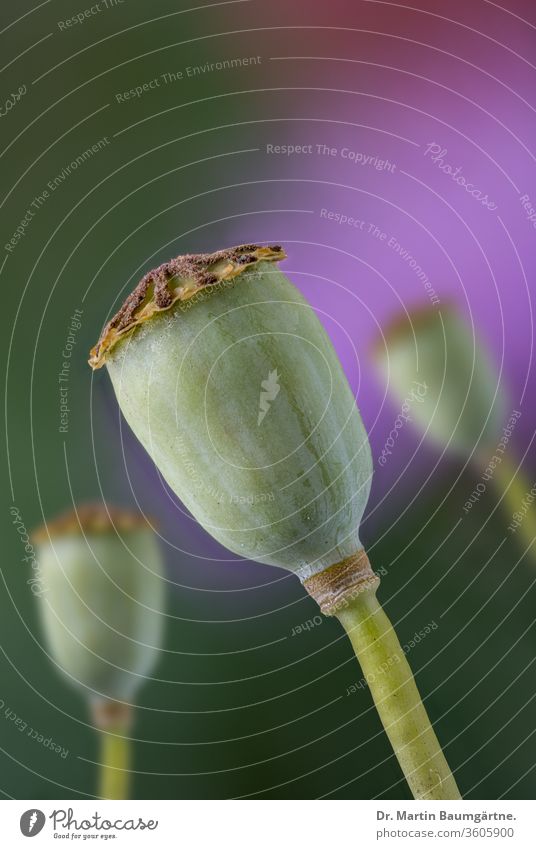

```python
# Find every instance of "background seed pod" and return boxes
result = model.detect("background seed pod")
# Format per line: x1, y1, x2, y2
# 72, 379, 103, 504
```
33, 505, 165, 703
372, 305, 506, 458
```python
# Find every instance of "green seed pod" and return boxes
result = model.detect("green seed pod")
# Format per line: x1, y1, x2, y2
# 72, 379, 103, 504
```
373, 305, 536, 565
32, 504, 165, 799
33, 504, 164, 703
90, 244, 460, 800
372, 304, 505, 457
90, 245, 372, 580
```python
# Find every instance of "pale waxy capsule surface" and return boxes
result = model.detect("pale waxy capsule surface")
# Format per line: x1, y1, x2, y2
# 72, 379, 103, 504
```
373, 305, 505, 457
90, 245, 372, 580
33, 505, 165, 702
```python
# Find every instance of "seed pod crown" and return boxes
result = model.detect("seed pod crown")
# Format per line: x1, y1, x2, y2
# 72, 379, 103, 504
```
89, 244, 286, 368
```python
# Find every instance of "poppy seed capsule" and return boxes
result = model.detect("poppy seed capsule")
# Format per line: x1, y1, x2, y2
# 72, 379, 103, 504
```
373, 305, 536, 566
90, 245, 373, 591
32, 504, 165, 704
372, 304, 505, 457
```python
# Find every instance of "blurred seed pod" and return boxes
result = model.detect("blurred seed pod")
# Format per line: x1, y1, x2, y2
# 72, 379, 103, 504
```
32, 503, 165, 704
372, 304, 536, 565
372, 304, 506, 457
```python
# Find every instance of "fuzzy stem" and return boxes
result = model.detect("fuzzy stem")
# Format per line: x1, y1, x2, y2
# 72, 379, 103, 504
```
97, 728, 131, 799
490, 453, 536, 559
91, 700, 133, 799
337, 586, 461, 800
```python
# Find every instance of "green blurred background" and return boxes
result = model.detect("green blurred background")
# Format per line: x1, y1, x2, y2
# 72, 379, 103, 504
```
2, 0, 536, 800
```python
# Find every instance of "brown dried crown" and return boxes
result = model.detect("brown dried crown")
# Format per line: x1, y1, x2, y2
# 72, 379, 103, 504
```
31, 503, 154, 543
89, 244, 287, 369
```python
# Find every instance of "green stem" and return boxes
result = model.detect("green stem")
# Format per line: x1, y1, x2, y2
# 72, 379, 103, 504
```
97, 726, 131, 799
490, 453, 536, 560
337, 586, 461, 800
91, 701, 133, 800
